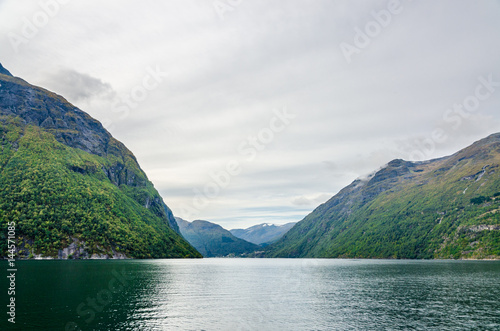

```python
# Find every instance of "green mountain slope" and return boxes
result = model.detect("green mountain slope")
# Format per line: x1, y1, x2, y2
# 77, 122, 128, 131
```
268, 133, 500, 259
0, 64, 201, 259
176, 218, 260, 257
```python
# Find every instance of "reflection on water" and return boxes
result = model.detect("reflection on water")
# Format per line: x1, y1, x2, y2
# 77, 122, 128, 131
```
2, 259, 500, 330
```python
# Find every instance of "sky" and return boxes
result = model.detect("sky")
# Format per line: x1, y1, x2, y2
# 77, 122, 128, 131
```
1, 0, 500, 230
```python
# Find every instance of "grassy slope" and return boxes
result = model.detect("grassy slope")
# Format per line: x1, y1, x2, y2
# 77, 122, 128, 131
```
268, 134, 500, 259
0, 116, 201, 258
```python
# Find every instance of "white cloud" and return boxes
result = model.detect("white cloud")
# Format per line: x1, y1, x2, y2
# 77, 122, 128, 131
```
292, 194, 331, 207
43, 68, 115, 102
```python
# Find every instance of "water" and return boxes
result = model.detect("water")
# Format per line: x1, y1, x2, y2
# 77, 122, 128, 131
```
2, 259, 499, 330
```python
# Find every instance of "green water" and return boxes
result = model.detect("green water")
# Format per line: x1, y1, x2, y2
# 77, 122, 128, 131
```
1, 259, 499, 330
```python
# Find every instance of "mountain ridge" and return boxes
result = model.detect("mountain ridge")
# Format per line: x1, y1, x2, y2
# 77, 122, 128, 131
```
267, 133, 500, 259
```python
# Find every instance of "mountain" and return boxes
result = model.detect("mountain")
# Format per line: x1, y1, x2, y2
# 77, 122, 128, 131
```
0, 63, 12, 77
230, 222, 296, 245
0, 63, 201, 259
176, 217, 260, 257
268, 133, 500, 259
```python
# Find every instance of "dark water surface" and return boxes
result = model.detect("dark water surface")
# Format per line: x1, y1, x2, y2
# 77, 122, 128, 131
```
2, 259, 499, 330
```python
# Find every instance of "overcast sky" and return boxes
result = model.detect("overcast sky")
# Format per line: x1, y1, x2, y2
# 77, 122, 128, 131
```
1, 0, 500, 229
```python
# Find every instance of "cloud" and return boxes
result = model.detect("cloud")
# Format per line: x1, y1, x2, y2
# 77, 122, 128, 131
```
43, 68, 115, 103
291, 193, 331, 207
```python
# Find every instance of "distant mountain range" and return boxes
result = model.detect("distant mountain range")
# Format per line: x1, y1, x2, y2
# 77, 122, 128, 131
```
176, 218, 260, 257
0, 63, 200, 259
267, 133, 500, 259
230, 222, 296, 245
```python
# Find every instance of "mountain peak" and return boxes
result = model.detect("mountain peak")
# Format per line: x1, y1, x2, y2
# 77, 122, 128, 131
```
0, 63, 13, 77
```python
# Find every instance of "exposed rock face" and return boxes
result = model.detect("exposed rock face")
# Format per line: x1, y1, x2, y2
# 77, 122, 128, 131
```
0, 75, 111, 156
468, 224, 500, 232
58, 239, 89, 259
102, 162, 146, 187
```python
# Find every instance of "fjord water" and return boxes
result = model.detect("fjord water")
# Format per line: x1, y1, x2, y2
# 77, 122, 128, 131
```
3, 259, 500, 330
